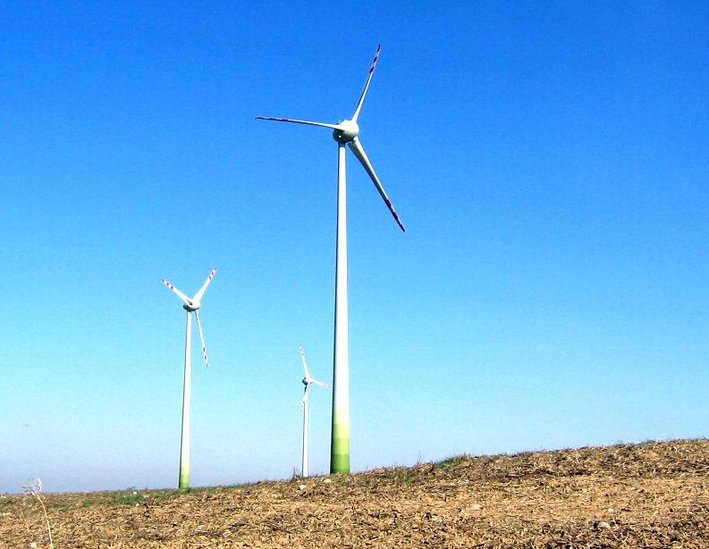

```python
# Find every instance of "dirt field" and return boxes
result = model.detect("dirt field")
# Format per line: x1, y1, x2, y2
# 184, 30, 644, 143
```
1, 439, 707, 548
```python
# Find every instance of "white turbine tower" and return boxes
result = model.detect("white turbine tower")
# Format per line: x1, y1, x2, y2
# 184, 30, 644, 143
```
257, 45, 404, 473
161, 267, 217, 490
299, 346, 328, 478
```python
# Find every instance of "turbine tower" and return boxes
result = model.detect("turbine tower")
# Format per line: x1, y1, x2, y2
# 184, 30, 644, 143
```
161, 267, 217, 490
257, 46, 404, 473
299, 346, 328, 478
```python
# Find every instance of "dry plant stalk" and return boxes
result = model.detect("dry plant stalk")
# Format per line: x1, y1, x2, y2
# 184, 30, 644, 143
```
23, 479, 55, 549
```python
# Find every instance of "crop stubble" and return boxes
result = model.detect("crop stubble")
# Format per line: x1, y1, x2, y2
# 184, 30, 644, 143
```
1, 439, 707, 548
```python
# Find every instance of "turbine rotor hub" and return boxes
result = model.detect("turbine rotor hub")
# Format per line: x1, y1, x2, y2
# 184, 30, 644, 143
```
332, 119, 359, 143
182, 302, 199, 312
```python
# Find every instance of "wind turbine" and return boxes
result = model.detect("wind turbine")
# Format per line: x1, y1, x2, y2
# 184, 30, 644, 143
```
299, 346, 328, 478
257, 45, 404, 473
161, 267, 217, 490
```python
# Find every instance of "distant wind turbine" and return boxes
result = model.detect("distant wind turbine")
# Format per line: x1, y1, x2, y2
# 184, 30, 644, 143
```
161, 267, 217, 490
299, 346, 329, 478
257, 45, 404, 473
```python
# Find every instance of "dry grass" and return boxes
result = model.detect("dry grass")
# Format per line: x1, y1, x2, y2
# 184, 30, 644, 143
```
1, 439, 707, 548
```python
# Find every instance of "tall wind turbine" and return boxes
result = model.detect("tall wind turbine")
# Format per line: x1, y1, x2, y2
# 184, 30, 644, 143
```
161, 267, 217, 490
299, 346, 328, 478
257, 46, 404, 473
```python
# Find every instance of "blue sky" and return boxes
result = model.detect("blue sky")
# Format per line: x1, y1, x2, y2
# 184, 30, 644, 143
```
1, 1, 707, 493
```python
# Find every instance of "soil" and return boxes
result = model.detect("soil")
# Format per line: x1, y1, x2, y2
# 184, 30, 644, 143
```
1, 439, 707, 548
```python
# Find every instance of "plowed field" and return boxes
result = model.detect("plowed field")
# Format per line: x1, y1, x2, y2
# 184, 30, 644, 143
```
2, 439, 707, 548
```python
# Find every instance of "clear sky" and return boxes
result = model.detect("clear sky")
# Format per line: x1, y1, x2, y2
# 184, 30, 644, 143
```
1, 1, 707, 493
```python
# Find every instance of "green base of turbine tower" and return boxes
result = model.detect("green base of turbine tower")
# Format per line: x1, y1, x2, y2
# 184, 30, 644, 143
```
330, 424, 350, 474
178, 471, 190, 491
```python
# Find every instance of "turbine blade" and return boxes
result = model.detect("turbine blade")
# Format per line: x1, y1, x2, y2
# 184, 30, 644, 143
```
161, 278, 192, 306
256, 117, 341, 131
352, 45, 381, 123
193, 267, 217, 303
312, 379, 330, 389
299, 346, 312, 380
348, 137, 406, 232
195, 310, 209, 368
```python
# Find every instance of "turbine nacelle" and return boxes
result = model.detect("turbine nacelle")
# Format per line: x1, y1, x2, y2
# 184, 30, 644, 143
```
182, 301, 200, 312
303, 375, 325, 387
332, 119, 359, 143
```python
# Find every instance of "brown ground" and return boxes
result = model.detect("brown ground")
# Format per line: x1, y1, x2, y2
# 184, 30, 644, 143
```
1, 439, 707, 548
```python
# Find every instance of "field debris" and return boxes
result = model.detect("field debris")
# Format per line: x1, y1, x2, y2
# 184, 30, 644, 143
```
1, 438, 707, 548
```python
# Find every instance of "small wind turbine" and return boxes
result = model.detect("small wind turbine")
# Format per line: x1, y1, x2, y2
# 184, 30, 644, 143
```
257, 45, 404, 474
161, 267, 217, 490
299, 346, 328, 478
